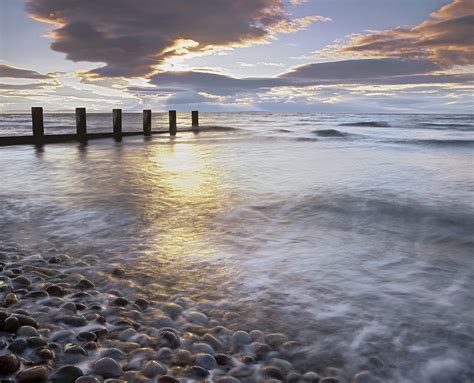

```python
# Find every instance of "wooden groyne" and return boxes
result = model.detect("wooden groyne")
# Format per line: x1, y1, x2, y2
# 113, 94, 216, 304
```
0, 108, 201, 147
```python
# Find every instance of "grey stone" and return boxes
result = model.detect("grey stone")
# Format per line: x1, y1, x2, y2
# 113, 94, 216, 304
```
142, 360, 167, 377
231, 331, 251, 350
186, 365, 209, 379
64, 343, 88, 356
303, 371, 322, 382
173, 349, 194, 366
93, 357, 122, 378
263, 366, 285, 380
8, 338, 28, 353
159, 329, 180, 349
16, 325, 38, 337
191, 342, 214, 354
195, 353, 218, 370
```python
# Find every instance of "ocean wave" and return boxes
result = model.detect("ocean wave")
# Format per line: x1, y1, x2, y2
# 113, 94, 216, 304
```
194, 125, 240, 132
312, 129, 347, 137
228, 193, 473, 247
295, 137, 319, 142
389, 139, 474, 147
418, 122, 473, 130
340, 121, 391, 128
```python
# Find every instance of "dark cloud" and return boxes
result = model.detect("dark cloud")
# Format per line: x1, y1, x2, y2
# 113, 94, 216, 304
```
26, 0, 320, 77
0, 64, 51, 79
339, 0, 473, 66
281, 58, 442, 82
0, 83, 51, 90
148, 71, 285, 95
135, 58, 471, 97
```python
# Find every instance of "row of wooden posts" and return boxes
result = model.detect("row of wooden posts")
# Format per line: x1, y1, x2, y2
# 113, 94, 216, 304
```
31, 107, 199, 143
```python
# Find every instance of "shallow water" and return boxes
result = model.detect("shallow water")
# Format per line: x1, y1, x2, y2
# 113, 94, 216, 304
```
1, 112, 473, 382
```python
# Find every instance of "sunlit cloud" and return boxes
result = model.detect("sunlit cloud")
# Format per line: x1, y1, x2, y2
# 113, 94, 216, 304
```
312, 0, 474, 66
25, 0, 326, 78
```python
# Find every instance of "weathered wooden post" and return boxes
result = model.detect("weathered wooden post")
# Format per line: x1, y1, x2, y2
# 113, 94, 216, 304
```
31, 107, 44, 144
192, 110, 199, 128
169, 110, 177, 136
113, 109, 122, 139
143, 110, 151, 136
76, 107, 87, 141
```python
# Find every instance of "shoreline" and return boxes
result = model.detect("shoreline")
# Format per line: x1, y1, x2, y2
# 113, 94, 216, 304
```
0, 243, 347, 383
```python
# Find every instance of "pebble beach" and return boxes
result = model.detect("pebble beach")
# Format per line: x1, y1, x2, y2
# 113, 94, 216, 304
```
0, 241, 354, 383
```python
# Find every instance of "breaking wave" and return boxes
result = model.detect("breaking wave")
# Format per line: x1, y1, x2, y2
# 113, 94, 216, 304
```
339, 121, 391, 128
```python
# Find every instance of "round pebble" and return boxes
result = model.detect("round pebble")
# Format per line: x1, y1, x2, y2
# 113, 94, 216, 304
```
134, 298, 150, 310
45, 285, 64, 297
142, 360, 167, 377
64, 343, 88, 356
158, 377, 180, 383
113, 297, 129, 307
231, 331, 251, 349
161, 303, 183, 318
195, 353, 218, 370
159, 329, 180, 349
303, 371, 322, 382
0, 353, 20, 374
50, 365, 83, 383
77, 331, 97, 342
8, 338, 28, 353
12, 276, 31, 286
186, 365, 210, 379
263, 366, 285, 380
36, 347, 55, 360
320, 378, 340, 383
3, 316, 20, 332
75, 377, 101, 383
16, 366, 49, 383
17, 325, 38, 337
3, 292, 18, 306
77, 279, 95, 289
93, 357, 122, 378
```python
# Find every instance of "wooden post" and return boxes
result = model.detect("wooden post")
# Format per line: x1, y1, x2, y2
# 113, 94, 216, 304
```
169, 110, 177, 136
192, 110, 199, 128
76, 107, 87, 141
113, 109, 122, 139
143, 110, 151, 136
31, 107, 44, 144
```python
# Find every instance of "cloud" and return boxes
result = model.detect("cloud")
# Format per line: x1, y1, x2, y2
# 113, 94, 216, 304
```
0, 64, 51, 79
281, 58, 442, 81
26, 0, 325, 77
135, 58, 471, 98
0, 83, 52, 90
336, 0, 473, 66
146, 70, 286, 96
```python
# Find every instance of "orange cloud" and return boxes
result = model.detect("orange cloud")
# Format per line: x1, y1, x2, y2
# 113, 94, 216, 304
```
339, 0, 473, 66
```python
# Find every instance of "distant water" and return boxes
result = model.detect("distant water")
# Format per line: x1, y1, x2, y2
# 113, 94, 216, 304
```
1, 113, 473, 382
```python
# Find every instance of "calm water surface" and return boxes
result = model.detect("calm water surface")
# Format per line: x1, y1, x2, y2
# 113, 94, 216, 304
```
1, 112, 473, 382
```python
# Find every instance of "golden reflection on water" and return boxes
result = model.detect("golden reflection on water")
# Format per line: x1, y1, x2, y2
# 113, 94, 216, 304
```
115, 136, 236, 299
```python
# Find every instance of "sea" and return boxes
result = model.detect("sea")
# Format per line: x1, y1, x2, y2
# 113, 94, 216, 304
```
0, 112, 473, 382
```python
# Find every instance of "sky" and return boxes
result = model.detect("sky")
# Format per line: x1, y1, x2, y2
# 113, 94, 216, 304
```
0, 0, 472, 113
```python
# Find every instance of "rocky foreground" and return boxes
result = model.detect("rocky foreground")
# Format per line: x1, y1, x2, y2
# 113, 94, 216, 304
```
0, 243, 363, 383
